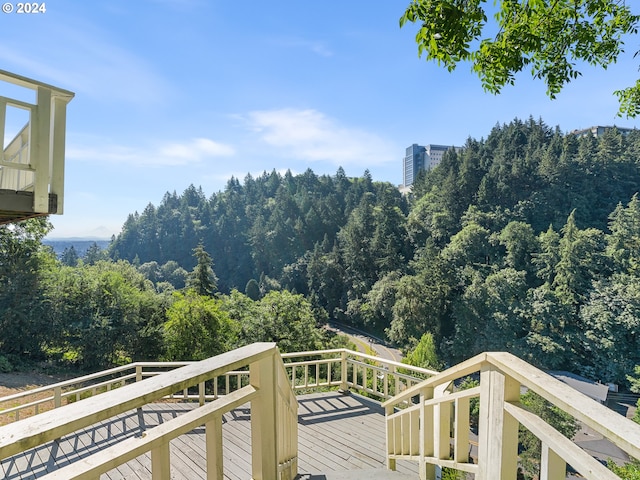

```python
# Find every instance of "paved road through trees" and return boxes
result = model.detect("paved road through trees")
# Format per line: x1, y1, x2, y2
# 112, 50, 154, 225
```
327, 321, 403, 362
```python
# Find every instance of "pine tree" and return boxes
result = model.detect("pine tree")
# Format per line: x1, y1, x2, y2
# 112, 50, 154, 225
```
60, 245, 79, 266
187, 244, 217, 296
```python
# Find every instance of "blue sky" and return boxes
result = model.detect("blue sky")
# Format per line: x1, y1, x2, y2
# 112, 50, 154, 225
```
1, 0, 638, 238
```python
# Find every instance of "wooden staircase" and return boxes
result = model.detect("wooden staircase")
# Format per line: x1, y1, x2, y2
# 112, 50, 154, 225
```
2, 346, 640, 479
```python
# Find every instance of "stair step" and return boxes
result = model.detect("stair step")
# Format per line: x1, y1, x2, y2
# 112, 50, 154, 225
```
297, 469, 417, 480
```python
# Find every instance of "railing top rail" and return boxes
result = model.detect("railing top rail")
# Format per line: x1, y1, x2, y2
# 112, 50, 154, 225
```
0, 342, 277, 459
383, 352, 487, 407
282, 348, 438, 377
0, 344, 433, 409
281, 348, 345, 357
131, 361, 195, 368
0, 96, 35, 110
487, 351, 640, 461
504, 401, 619, 480
383, 350, 640, 463
0, 362, 137, 405
0, 69, 74, 100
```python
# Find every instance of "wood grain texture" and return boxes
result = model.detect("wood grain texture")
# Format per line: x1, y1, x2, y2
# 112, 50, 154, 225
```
0, 392, 418, 479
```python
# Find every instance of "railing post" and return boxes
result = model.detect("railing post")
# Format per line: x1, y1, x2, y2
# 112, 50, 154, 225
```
540, 444, 566, 480
477, 364, 519, 480
276, 354, 299, 480
54, 386, 62, 409
340, 350, 348, 392
250, 352, 278, 480
136, 365, 143, 382
151, 443, 171, 480
32, 86, 51, 213
419, 387, 435, 480
50, 96, 68, 213
199, 382, 205, 406
0, 99, 6, 162
433, 383, 451, 461
454, 396, 470, 463
206, 415, 224, 480
383, 370, 389, 399
385, 403, 397, 472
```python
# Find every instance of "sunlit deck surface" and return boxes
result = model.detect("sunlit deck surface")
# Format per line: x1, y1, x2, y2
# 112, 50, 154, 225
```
0, 391, 418, 479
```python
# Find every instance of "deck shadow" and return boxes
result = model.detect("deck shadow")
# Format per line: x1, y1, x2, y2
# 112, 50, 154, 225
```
297, 392, 385, 426
1, 392, 417, 479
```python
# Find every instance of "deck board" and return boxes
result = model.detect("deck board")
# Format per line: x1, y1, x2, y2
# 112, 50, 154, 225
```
0, 391, 418, 479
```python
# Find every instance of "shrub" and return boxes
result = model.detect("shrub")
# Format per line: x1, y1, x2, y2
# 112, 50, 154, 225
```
0, 355, 12, 373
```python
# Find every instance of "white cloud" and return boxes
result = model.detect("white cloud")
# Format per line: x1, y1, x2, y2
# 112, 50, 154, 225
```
269, 37, 334, 57
293, 40, 333, 57
309, 42, 333, 57
67, 137, 235, 167
159, 138, 235, 159
245, 108, 396, 167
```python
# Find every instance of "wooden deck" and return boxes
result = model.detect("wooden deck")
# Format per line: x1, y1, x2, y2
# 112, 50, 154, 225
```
0, 391, 418, 479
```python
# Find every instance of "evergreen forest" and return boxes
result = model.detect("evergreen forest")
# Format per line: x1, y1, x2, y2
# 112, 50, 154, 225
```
3, 117, 640, 390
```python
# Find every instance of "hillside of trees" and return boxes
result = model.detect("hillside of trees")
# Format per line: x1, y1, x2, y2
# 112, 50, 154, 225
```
3, 118, 640, 390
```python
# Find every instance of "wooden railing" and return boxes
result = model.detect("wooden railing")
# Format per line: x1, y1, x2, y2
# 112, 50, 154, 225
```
0, 343, 298, 480
1, 123, 31, 190
0, 362, 241, 424
282, 348, 437, 401
0, 69, 73, 217
7, 347, 637, 479
0, 348, 433, 425
0, 347, 432, 478
383, 351, 640, 480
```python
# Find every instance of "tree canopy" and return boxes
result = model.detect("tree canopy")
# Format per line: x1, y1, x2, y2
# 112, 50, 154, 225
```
400, 0, 640, 116
6, 118, 640, 397
101, 121, 640, 385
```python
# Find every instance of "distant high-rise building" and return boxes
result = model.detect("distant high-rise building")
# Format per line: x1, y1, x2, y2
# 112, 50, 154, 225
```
402, 143, 462, 187
570, 125, 636, 138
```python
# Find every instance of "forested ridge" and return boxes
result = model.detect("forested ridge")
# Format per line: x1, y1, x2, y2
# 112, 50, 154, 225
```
3, 118, 640, 390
